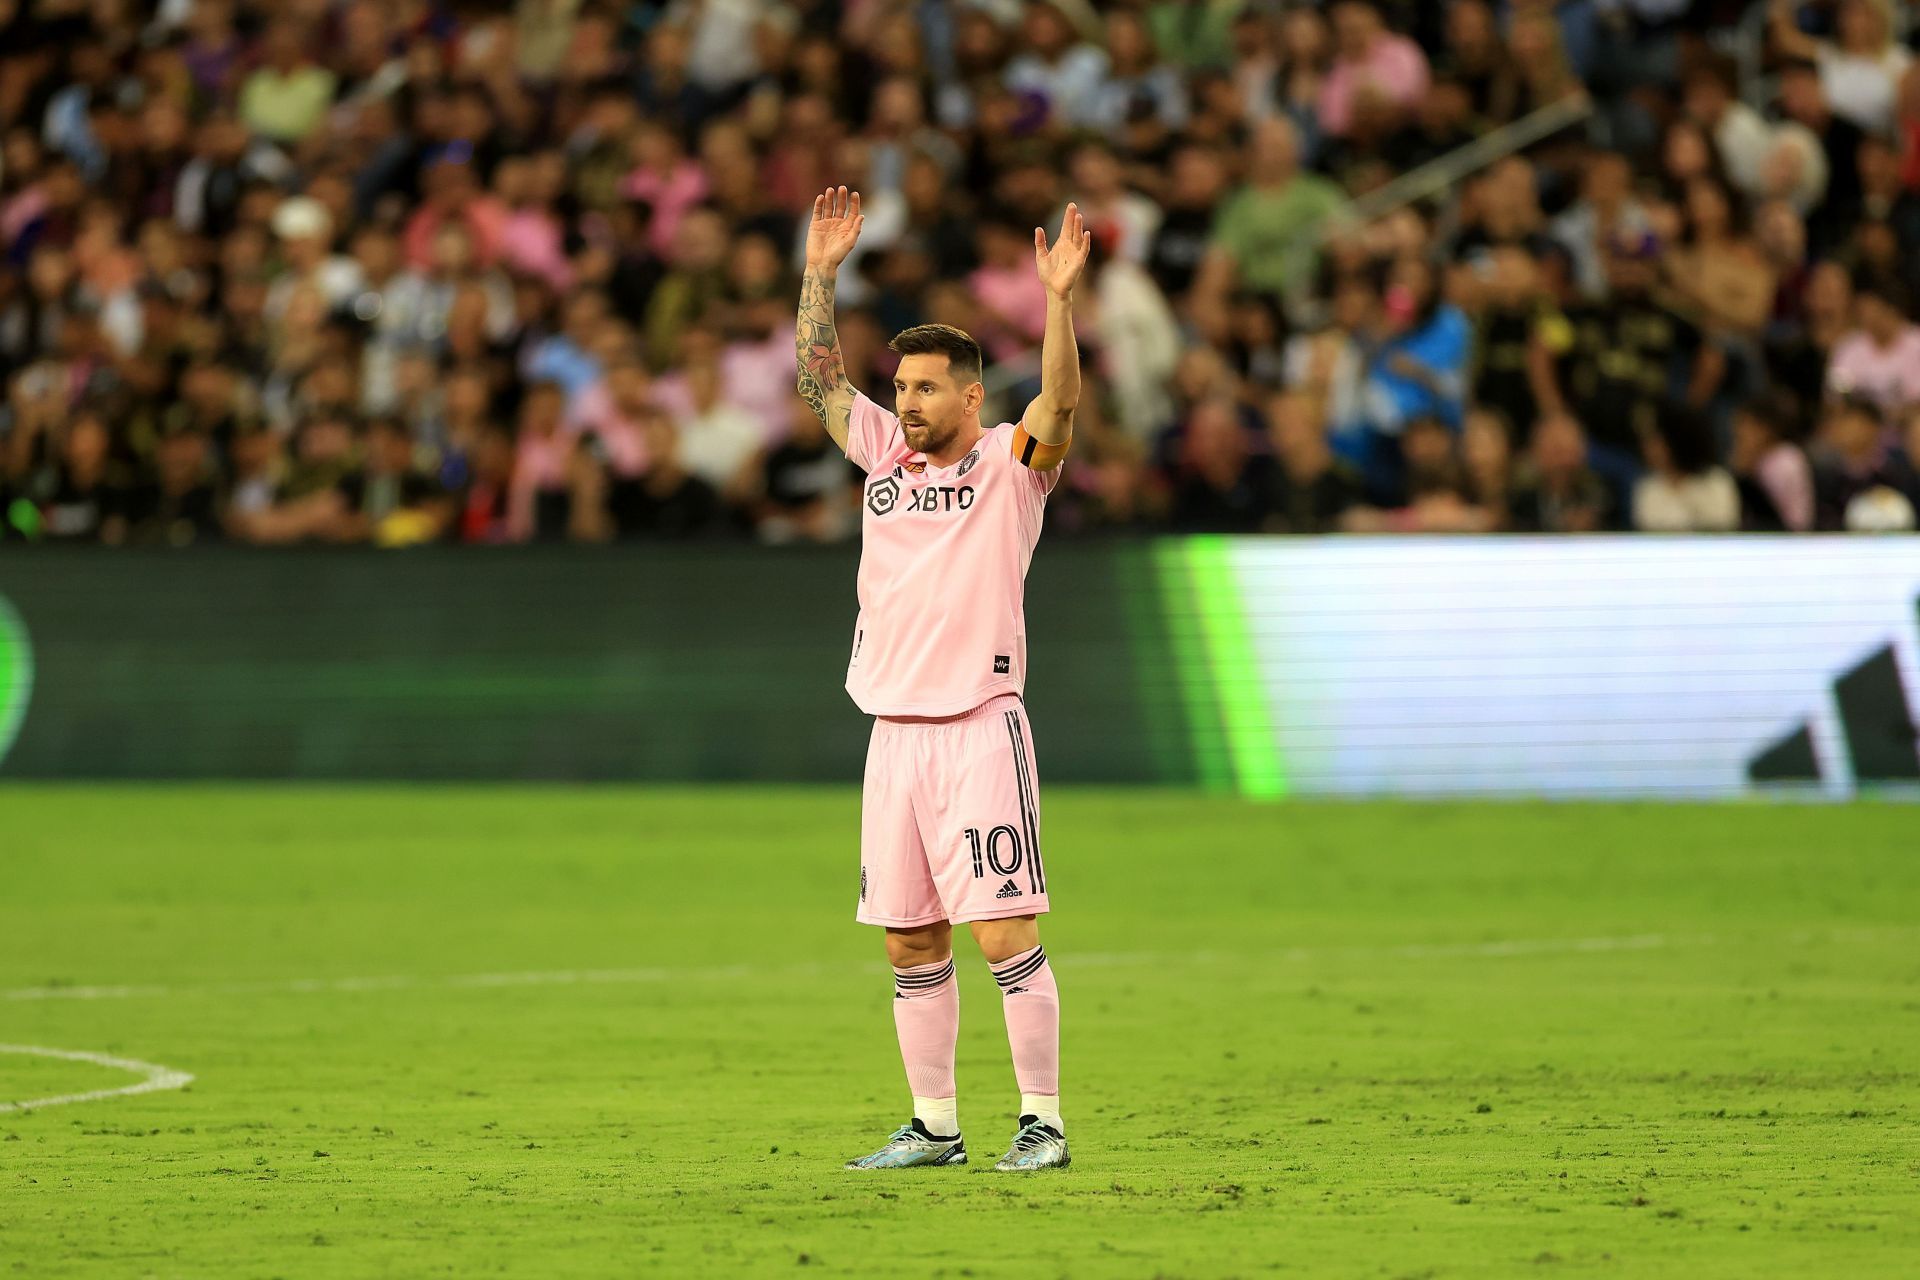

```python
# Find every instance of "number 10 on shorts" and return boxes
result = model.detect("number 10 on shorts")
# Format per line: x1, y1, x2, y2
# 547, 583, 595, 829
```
964, 826, 1024, 878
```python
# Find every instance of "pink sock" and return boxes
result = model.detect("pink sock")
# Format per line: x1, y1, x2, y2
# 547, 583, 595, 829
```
891, 957, 958, 1126
990, 945, 1059, 1098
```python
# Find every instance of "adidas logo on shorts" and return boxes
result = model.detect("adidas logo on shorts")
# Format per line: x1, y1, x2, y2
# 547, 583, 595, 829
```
995, 879, 1022, 899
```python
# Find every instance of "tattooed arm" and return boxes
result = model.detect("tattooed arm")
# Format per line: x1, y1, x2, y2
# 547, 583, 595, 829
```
798, 186, 865, 453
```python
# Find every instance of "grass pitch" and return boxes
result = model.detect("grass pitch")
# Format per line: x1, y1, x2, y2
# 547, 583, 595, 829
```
1, 787, 1916, 1278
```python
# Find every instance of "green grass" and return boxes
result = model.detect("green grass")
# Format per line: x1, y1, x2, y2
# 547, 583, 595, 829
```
1, 787, 1916, 1278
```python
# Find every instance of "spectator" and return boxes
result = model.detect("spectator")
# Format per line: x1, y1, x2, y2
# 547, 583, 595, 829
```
1468, 247, 1553, 447
621, 120, 710, 263
1087, 231, 1181, 440
567, 348, 654, 481
1683, 60, 1774, 201
1856, 133, 1920, 274
1340, 414, 1489, 533
1436, 0, 1517, 126
1811, 392, 1920, 529
1264, 390, 1360, 533
1460, 406, 1514, 530
1197, 115, 1344, 304
1317, 1, 1430, 142
1730, 393, 1816, 531
1827, 273, 1920, 421
1286, 268, 1376, 451
27, 407, 125, 542
1632, 404, 1740, 532
1771, 0, 1913, 135
1272, 6, 1334, 160
1366, 254, 1470, 437
755, 393, 860, 544
970, 216, 1052, 361
1770, 258, 1854, 405
670, 360, 764, 498
1552, 151, 1648, 301
644, 207, 731, 368
1538, 230, 1723, 467
1004, 2, 1110, 130
1168, 395, 1276, 532
509, 381, 577, 542
1510, 412, 1610, 533
1776, 60, 1865, 248
1065, 140, 1162, 266
238, 21, 338, 145
614, 408, 726, 539
1663, 175, 1776, 339
1145, 143, 1229, 301
266, 197, 362, 323
119, 424, 222, 546
455, 422, 517, 545
1386, 75, 1478, 175
494, 155, 575, 294
1146, 0, 1245, 73
1090, 9, 1189, 135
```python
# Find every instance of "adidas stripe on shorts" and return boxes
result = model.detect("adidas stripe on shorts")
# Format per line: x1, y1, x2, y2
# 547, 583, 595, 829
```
856, 692, 1050, 927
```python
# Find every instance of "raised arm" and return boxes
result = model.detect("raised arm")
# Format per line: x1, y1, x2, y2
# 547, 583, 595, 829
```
797, 186, 864, 454
1769, 0, 1820, 63
1018, 202, 1093, 463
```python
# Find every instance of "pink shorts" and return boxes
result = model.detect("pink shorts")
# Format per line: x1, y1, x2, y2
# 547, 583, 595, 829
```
857, 693, 1051, 927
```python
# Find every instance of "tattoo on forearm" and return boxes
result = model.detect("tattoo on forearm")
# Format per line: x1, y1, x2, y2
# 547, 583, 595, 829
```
795, 267, 850, 435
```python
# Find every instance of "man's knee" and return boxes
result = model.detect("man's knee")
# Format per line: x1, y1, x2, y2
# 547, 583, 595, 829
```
885, 922, 952, 968
969, 914, 1039, 964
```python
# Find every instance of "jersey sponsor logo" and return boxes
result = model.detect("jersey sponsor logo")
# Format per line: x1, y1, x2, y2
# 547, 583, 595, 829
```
866, 475, 901, 515
995, 879, 1023, 899
904, 485, 975, 513
957, 449, 980, 477
993, 654, 1010, 674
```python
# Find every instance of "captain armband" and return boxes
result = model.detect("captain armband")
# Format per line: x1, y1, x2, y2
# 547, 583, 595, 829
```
1011, 424, 1072, 472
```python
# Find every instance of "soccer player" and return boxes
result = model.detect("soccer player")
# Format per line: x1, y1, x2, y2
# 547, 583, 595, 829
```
796, 186, 1087, 1172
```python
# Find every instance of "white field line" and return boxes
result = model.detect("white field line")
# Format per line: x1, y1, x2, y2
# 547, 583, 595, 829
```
0, 933, 1717, 1005
0, 1043, 194, 1113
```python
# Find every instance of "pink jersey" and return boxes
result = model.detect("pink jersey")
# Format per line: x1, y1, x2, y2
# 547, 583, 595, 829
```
843, 391, 1061, 717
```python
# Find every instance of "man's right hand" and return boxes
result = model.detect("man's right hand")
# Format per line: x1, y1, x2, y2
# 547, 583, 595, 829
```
806, 186, 864, 271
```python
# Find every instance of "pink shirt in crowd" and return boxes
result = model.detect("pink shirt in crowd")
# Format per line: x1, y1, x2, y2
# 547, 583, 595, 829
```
842, 392, 1060, 718
1317, 36, 1431, 138
565, 384, 652, 475
1755, 442, 1815, 532
497, 209, 573, 291
621, 161, 709, 260
651, 337, 799, 447
1827, 326, 1920, 424
968, 265, 1051, 361
403, 197, 508, 269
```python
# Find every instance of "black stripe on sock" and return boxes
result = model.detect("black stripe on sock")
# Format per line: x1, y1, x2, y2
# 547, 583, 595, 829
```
1006, 711, 1044, 895
991, 947, 1046, 989
895, 965, 953, 986
894, 960, 955, 993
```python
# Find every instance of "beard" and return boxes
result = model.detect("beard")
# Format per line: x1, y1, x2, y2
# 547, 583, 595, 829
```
902, 416, 962, 454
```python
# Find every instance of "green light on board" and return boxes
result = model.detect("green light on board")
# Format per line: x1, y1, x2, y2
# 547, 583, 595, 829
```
0, 596, 32, 768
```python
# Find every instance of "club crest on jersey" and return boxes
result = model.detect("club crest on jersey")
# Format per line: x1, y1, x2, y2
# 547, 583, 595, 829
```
957, 449, 980, 477
867, 475, 901, 515
903, 459, 927, 474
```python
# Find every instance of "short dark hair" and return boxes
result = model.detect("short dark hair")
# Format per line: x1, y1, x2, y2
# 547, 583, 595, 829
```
888, 324, 984, 386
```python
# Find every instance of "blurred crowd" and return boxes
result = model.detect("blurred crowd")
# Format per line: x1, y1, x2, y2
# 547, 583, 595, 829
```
2, 0, 1919, 547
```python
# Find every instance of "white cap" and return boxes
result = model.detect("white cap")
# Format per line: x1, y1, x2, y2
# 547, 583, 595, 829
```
272, 196, 332, 241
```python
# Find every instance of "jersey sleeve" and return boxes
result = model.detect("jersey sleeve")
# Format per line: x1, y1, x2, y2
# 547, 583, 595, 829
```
1008, 422, 1068, 496
846, 391, 903, 473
